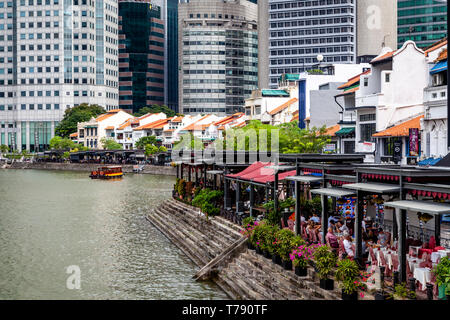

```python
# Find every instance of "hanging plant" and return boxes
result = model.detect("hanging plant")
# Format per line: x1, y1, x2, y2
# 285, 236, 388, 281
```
417, 212, 433, 224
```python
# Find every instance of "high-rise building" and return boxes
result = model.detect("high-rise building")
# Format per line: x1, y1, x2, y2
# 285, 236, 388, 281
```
178, 0, 258, 116
0, 0, 119, 152
118, 0, 164, 114
398, 0, 447, 49
153, 0, 179, 113
267, 0, 397, 88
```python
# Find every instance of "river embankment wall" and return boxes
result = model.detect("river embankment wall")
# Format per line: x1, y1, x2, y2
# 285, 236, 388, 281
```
148, 198, 342, 300
6, 162, 176, 176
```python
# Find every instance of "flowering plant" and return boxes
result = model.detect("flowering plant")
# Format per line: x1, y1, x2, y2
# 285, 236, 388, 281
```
290, 244, 316, 269
241, 217, 257, 239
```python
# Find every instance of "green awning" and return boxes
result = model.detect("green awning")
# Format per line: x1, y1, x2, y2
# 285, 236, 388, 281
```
261, 89, 289, 97
335, 127, 355, 137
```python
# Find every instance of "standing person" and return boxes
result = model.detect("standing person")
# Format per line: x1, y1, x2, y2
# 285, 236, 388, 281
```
377, 228, 388, 246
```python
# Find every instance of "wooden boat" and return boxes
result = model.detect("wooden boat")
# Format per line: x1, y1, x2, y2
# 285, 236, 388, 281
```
90, 166, 123, 179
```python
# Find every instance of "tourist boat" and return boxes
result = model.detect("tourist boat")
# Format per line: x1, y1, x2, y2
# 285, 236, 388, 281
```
90, 166, 123, 179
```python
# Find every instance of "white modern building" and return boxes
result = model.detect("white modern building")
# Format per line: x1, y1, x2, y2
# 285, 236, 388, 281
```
0, 0, 119, 152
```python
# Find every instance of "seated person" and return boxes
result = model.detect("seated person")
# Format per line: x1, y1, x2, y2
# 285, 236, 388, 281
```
326, 227, 339, 249
367, 229, 378, 243
335, 220, 349, 234
328, 215, 339, 229
377, 228, 388, 246
309, 213, 320, 224
343, 231, 354, 258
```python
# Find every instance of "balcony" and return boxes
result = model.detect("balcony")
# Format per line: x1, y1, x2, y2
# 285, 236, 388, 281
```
424, 85, 447, 105
355, 93, 384, 109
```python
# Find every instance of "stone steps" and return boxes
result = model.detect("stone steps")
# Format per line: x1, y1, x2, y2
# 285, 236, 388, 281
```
169, 199, 243, 237
166, 200, 241, 245
157, 205, 228, 255
160, 203, 238, 252
147, 210, 208, 267
153, 207, 220, 263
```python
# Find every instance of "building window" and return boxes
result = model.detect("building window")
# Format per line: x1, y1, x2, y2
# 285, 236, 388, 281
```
385, 73, 390, 83
360, 123, 376, 143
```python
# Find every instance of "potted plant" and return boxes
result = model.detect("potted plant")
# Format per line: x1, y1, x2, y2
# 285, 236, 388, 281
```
276, 228, 295, 270
432, 256, 450, 300
335, 259, 361, 300
393, 282, 416, 300
314, 245, 337, 290
290, 244, 313, 277
264, 224, 280, 260
242, 217, 256, 250
252, 221, 267, 255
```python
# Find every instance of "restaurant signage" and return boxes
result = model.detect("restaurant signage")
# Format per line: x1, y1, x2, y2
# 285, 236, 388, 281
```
393, 140, 402, 163
409, 128, 419, 157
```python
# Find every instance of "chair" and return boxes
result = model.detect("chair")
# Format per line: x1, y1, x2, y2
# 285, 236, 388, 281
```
386, 232, 392, 246
338, 239, 346, 260
428, 236, 436, 250
379, 251, 392, 277
406, 259, 413, 279
391, 254, 399, 272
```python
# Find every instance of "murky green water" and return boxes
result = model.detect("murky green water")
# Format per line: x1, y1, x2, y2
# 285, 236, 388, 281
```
0, 169, 228, 300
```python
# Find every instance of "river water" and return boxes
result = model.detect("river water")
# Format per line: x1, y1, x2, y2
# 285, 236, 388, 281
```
0, 169, 228, 300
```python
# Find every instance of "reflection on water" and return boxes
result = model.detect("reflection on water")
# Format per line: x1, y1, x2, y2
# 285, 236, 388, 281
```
0, 169, 228, 300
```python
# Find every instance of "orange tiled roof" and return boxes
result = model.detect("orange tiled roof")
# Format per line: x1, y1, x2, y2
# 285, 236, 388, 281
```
134, 118, 170, 131
70, 132, 78, 137
435, 48, 447, 62
182, 115, 212, 131
269, 98, 298, 115
171, 116, 183, 123
324, 124, 341, 137
117, 118, 134, 130
425, 38, 447, 57
152, 118, 172, 129
370, 50, 396, 64
164, 129, 175, 132
373, 115, 423, 137
95, 109, 126, 122
105, 126, 115, 130
338, 69, 371, 89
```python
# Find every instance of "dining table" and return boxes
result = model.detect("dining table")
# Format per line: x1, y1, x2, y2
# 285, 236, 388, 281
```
413, 267, 432, 291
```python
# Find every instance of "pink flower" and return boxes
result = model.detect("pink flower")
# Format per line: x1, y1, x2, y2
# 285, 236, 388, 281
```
360, 292, 364, 298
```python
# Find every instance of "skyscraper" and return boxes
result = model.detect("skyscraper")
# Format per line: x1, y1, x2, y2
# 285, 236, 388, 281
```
0, 0, 119, 152
267, 0, 398, 88
398, 0, 447, 49
118, 0, 165, 114
178, 0, 258, 116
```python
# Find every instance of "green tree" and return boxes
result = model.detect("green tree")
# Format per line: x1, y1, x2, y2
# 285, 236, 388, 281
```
136, 136, 158, 149
134, 105, 177, 118
158, 145, 167, 153
278, 121, 331, 154
49, 136, 77, 150
0, 144, 9, 155
145, 144, 159, 156
100, 137, 123, 150
173, 133, 204, 151
55, 104, 106, 138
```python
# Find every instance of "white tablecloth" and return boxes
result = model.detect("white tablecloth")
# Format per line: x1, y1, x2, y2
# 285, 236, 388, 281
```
407, 256, 422, 274
413, 267, 431, 290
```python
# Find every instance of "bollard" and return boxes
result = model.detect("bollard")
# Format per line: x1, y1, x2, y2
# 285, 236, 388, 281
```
393, 271, 399, 287
380, 266, 385, 285
426, 283, 434, 300
408, 277, 416, 292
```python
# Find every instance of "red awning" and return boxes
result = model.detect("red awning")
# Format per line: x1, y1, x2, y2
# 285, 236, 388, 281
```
252, 170, 297, 184
226, 162, 270, 179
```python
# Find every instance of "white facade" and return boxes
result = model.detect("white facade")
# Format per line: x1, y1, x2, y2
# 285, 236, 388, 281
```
0, 0, 119, 151
421, 43, 448, 159
77, 109, 132, 150
355, 41, 429, 156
